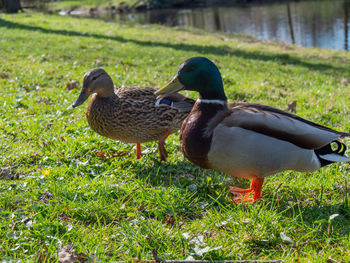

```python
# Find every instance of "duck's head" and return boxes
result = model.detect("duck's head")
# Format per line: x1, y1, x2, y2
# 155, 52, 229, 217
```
155, 57, 226, 101
72, 68, 114, 108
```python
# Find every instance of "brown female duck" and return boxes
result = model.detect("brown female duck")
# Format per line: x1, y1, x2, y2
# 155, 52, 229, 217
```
72, 68, 194, 161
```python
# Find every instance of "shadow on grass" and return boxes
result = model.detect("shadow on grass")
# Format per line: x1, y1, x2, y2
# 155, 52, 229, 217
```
126, 157, 229, 199
1, 18, 349, 76
271, 192, 350, 237
65, 157, 230, 225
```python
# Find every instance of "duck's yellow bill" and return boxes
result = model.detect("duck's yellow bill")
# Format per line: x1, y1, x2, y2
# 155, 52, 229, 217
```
155, 75, 184, 97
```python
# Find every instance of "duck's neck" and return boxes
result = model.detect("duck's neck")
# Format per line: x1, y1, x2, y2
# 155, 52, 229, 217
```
180, 99, 228, 169
193, 99, 228, 120
195, 85, 228, 111
197, 70, 227, 101
97, 87, 116, 98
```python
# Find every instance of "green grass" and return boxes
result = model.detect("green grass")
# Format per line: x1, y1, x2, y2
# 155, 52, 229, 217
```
0, 11, 350, 262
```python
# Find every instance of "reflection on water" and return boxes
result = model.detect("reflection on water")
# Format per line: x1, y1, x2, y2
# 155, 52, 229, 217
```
68, 0, 350, 51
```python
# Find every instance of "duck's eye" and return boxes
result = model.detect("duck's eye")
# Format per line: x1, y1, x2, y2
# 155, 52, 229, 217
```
91, 75, 99, 81
91, 73, 104, 82
186, 65, 197, 72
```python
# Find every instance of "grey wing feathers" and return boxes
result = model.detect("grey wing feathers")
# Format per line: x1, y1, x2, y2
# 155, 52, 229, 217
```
162, 92, 195, 112
225, 102, 350, 150
170, 99, 195, 112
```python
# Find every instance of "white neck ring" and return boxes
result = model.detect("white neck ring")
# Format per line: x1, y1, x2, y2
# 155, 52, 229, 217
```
197, 98, 226, 105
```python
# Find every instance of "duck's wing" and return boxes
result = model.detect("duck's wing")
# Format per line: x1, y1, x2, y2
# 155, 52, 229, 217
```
116, 86, 195, 111
155, 94, 195, 112
223, 102, 350, 149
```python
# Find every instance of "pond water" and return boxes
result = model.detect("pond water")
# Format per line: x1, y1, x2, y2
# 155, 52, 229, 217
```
66, 0, 350, 51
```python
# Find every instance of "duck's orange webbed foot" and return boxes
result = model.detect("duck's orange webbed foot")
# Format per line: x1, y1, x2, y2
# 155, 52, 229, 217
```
229, 178, 264, 203
158, 128, 172, 162
136, 143, 143, 159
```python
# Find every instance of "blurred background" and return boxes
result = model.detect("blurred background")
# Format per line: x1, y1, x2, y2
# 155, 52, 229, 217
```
2, 0, 350, 50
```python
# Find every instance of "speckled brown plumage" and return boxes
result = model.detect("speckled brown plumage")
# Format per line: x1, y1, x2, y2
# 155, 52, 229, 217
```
72, 68, 194, 161
87, 86, 189, 143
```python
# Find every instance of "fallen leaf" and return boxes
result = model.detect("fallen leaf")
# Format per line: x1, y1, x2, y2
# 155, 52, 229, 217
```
36, 98, 54, 105
0, 168, 11, 180
210, 230, 220, 239
189, 235, 204, 246
329, 214, 339, 221
193, 246, 211, 256
182, 232, 190, 239
24, 87, 31, 92
66, 80, 78, 90
341, 78, 349, 85
286, 100, 297, 113
166, 215, 175, 225
58, 243, 97, 263
77, 252, 90, 262
215, 220, 229, 228
0, 72, 9, 79
40, 192, 54, 202
280, 231, 296, 245
122, 195, 131, 203
327, 257, 340, 263
137, 205, 145, 211
58, 243, 77, 263
59, 212, 69, 221
95, 151, 127, 158
243, 218, 251, 224
0, 167, 18, 180
95, 151, 106, 158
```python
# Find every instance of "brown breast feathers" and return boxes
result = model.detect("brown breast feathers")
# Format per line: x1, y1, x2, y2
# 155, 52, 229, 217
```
180, 101, 229, 169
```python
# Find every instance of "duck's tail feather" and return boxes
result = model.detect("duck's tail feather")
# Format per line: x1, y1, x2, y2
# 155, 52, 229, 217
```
315, 140, 350, 167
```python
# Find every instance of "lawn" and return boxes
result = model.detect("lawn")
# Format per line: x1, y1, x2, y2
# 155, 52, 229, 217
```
0, 11, 349, 262
43, 0, 144, 11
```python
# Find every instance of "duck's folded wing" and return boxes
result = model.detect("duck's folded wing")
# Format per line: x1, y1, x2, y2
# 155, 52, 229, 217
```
116, 86, 156, 99
156, 92, 195, 112
224, 102, 350, 149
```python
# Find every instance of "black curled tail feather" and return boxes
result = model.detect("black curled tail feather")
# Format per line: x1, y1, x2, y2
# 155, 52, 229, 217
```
315, 140, 348, 167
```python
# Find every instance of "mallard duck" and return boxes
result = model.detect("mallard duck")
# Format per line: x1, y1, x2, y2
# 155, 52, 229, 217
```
72, 68, 194, 161
155, 57, 350, 202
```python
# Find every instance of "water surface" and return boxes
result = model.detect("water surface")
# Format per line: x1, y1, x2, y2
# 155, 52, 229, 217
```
67, 0, 350, 51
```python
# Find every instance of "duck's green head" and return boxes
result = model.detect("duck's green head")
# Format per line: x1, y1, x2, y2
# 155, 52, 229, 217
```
72, 68, 114, 108
155, 57, 226, 101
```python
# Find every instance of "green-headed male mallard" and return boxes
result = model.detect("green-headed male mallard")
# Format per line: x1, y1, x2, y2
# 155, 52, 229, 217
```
155, 57, 350, 202
72, 68, 194, 161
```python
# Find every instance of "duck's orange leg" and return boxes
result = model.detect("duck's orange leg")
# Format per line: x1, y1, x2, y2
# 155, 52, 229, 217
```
136, 143, 143, 159
158, 128, 172, 161
229, 178, 264, 203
